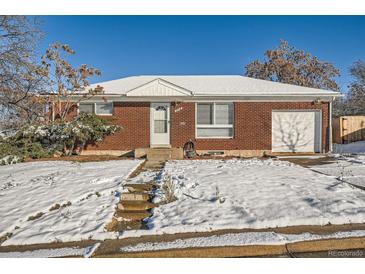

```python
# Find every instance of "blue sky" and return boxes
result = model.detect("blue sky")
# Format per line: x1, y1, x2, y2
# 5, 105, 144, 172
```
39, 16, 365, 92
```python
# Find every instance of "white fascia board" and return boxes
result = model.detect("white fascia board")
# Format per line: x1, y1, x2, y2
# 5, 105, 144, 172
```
193, 92, 341, 97
67, 91, 339, 102
67, 95, 336, 102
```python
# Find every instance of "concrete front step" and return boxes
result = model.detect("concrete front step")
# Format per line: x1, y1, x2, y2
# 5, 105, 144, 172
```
135, 147, 183, 160
114, 210, 152, 221
121, 192, 151, 202
147, 148, 173, 161
148, 156, 171, 161
105, 218, 146, 231
143, 160, 165, 169
118, 201, 157, 211
124, 183, 157, 192
114, 219, 146, 231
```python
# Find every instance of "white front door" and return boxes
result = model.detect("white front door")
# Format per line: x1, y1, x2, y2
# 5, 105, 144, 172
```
272, 110, 322, 153
150, 103, 170, 147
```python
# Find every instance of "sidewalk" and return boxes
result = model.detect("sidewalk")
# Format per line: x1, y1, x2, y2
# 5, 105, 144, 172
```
1, 223, 365, 257
95, 237, 365, 258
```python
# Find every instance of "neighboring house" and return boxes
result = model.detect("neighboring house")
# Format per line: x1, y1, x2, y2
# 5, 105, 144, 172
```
68, 75, 340, 157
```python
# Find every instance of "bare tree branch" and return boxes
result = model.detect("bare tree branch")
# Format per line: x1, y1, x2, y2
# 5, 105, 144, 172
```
245, 40, 340, 91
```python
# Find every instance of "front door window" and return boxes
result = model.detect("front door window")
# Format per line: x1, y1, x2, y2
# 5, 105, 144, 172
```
154, 105, 168, 133
151, 103, 170, 145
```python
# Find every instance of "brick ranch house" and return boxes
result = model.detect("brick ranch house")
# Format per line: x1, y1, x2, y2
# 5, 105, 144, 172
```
61, 75, 340, 158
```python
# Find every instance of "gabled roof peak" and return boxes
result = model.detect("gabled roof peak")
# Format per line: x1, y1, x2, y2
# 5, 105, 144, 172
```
125, 78, 193, 97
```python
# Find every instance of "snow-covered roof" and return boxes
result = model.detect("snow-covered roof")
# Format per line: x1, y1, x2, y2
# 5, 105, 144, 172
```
88, 75, 340, 97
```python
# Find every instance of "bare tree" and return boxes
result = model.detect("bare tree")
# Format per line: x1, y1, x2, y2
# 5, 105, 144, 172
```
346, 60, 365, 115
332, 60, 365, 117
245, 40, 340, 91
332, 97, 348, 118
0, 16, 48, 129
41, 43, 103, 122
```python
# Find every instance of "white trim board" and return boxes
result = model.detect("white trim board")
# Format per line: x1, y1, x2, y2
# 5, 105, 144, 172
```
67, 95, 337, 103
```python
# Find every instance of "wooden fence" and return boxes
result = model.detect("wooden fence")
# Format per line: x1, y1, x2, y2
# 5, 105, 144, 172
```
333, 116, 365, 144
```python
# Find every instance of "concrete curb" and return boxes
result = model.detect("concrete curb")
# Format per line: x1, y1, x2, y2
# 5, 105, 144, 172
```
94, 237, 365, 258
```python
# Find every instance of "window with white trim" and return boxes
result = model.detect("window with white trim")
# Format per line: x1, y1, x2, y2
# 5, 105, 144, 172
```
79, 102, 113, 115
196, 103, 233, 138
79, 103, 94, 114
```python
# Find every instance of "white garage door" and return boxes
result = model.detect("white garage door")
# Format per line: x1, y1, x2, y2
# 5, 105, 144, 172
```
272, 110, 321, 153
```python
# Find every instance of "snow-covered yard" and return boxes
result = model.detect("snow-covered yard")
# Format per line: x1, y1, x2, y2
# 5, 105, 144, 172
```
333, 141, 365, 155
311, 155, 365, 189
2, 156, 365, 247
122, 158, 365, 238
0, 160, 142, 246
309, 141, 365, 189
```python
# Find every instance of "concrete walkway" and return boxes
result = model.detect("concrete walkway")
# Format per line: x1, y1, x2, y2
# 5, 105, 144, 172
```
94, 237, 365, 258
92, 223, 365, 257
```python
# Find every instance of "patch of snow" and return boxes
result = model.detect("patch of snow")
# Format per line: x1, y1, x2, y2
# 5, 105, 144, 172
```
0, 129, 16, 138
278, 155, 326, 159
0, 155, 21, 166
120, 158, 365, 238
83, 242, 101, 258
310, 156, 365, 189
120, 230, 365, 252
333, 141, 365, 155
0, 247, 84, 258
0, 160, 142, 245
125, 169, 159, 184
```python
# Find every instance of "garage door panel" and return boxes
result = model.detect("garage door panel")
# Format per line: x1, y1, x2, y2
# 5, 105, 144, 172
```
272, 111, 320, 153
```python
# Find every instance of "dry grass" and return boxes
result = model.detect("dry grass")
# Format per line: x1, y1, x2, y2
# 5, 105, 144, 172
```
161, 176, 177, 204
49, 201, 72, 211
27, 212, 44, 221
61, 201, 72, 207
49, 204, 61, 211
24, 155, 132, 163
0, 233, 13, 245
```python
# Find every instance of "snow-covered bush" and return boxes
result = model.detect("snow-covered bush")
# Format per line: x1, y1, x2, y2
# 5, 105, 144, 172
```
19, 113, 120, 155
0, 113, 120, 163
0, 155, 21, 165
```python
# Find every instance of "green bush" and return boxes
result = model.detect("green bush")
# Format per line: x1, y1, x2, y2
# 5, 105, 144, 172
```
27, 142, 51, 159
0, 140, 21, 158
0, 113, 120, 163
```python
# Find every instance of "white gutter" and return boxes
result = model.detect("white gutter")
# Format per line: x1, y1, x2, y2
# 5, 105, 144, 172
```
68, 93, 341, 99
192, 92, 341, 97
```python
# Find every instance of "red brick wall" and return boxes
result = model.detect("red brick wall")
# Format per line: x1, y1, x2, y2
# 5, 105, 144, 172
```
81, 101, 329, 152
52, 102, 78, 121
85, 102, 150, 151
170, 101, 330, 152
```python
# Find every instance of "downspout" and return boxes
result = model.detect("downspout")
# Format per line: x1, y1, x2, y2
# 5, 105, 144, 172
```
52, 101, 55, 122
329, 98, 334, 153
